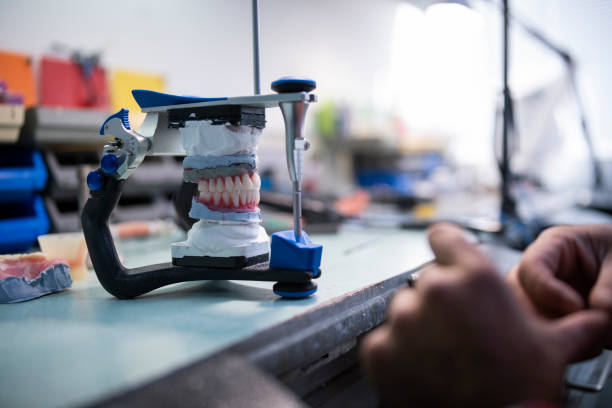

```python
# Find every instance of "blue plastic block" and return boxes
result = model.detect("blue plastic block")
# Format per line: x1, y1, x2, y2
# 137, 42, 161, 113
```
131, 89, 227, 109
100, 108, 130, 135
269, 230, 322, 274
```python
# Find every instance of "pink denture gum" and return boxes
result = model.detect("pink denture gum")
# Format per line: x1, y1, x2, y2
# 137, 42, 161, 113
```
0, 253, 72, 303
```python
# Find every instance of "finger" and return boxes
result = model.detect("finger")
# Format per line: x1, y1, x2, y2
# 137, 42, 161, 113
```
427, 223, 490, 271
415, 265, 468, 306
387, 288, 420, 327
360, 325, 393, 377
517, 226, 604, 315
546, 309, 612, 363
506, 266, 542, 318
590, 253, 612, 312
518, 255, 585, 315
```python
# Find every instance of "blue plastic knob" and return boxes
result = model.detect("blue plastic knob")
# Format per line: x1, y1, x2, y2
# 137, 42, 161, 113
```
87, 170, 104, 191
101, 154, 119, 174
271, 77, 316, 93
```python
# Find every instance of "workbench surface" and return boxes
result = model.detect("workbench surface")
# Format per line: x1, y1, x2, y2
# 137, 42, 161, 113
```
0, 227, 432, 408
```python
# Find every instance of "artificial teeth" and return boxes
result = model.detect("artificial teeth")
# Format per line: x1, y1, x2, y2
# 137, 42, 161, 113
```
198, 179, 208, 192
225, 176, 234, 191
234, 176, 242, 190
196, 172, 262, 208
252, 173, 261, 189
242, 173, 253, 189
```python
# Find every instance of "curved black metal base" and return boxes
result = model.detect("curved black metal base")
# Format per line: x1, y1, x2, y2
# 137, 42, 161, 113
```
81, 176, 318, 299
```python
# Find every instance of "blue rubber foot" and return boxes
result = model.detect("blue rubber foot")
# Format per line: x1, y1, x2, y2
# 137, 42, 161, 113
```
271, 77, 317, 93
273, 281, 318, 299
269, 230, 322, 275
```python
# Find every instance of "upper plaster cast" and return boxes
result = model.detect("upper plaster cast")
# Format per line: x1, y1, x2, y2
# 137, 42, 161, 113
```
181, 122, 262, 157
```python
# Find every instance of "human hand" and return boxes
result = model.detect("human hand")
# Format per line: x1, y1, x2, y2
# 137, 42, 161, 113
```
360, 223, 611, 408
507, 225, 612, 318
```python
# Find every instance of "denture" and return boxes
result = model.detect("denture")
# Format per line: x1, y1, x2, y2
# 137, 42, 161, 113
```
196, 172, 261, 210
171, 121, 269, 264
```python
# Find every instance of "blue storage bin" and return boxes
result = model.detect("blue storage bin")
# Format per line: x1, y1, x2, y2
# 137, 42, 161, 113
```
356, 153, 444, 195
357, 170, 418, 195
0, 148, 50, 252
0, 149, 48, 200
0, 195, 50, 253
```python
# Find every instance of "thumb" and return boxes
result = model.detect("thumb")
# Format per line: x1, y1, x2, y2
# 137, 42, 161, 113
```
546, 310, 612, 363
427, 222, 488, 270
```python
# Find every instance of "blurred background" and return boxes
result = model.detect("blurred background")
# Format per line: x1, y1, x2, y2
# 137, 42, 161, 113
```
1, 0, 611, 254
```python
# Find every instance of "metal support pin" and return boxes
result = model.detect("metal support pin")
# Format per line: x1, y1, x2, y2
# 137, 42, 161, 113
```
293, 180, 302, 240
251, 0, 261, 95
280, 102, 309, 241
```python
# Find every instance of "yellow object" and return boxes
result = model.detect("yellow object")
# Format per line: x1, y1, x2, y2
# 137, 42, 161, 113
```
37, 233, 88, 281
414, 203, 436, 220
110, 70, 165, 130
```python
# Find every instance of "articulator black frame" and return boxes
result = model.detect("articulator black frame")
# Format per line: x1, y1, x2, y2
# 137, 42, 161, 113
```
81, 177, 318, 299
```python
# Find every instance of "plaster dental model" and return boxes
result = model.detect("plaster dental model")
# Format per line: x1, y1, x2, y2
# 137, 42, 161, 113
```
171, 121, 270, 267
0, 253, 72, 303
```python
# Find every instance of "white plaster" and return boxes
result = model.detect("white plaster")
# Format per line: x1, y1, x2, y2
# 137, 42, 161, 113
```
171, 221, 269, 259
180, 121, 262, 157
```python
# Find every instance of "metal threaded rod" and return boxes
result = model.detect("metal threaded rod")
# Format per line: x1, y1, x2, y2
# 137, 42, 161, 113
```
252, 0, 261, 95
293, 180, 302, 240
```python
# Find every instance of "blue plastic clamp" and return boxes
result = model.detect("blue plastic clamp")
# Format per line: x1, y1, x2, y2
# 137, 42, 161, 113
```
100, 108, 130, 135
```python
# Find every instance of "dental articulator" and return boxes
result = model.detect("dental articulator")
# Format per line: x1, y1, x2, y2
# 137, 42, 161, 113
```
81, 1, 322, 299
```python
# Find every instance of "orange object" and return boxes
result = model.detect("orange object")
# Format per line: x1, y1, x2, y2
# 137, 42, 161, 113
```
334, 189, 371, 218
0, 50, 37, 107
40, 56, 109, 109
